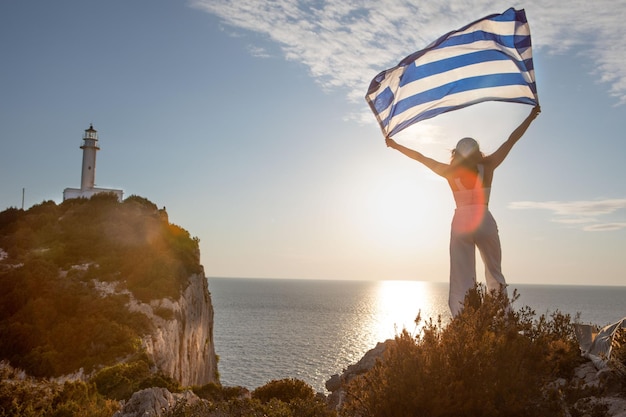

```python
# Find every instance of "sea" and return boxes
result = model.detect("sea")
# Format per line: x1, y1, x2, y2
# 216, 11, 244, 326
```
207, 277, 626, 393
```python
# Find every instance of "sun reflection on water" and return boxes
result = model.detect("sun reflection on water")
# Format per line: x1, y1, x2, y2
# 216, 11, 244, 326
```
370, 280, 451, 342
210, 278, 454, 392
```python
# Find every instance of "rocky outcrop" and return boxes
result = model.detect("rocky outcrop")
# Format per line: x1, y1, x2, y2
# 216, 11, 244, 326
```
125, 272, 218, 387
326, 340, 392, 409
113, 387, 202, 417
561, 361, 626, 416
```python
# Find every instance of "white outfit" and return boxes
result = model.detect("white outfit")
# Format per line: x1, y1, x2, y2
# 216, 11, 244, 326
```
448, 165, 507, 316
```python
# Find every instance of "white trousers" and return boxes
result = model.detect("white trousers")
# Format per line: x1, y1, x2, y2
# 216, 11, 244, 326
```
448, 206, 508, 316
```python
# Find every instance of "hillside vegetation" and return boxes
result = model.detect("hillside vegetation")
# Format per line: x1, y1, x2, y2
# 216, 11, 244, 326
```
0, 194, 202, 378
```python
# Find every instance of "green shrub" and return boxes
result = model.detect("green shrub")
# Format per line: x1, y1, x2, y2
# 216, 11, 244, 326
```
165, 397, 289, 417
167, 380, 337, 417
251, 379, 335, 417
91, 358, 152, 400
91, 355, 180, 401
49, 381, 120, 417
252, 378, 316, 404
0, 377, 119, 417
123, 195, 159, 212
166, 396, 336, 417
192, 382, 247, 402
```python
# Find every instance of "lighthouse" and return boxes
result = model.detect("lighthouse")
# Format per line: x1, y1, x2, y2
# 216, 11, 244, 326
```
63, 124, 123, 201
80, 124, 99, 190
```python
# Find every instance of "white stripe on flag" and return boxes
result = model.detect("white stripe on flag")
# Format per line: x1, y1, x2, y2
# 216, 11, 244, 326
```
377, 59, 529, 123
366, 8, 538, 138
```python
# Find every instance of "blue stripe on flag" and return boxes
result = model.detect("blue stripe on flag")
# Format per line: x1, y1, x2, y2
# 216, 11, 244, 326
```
435, 31, 521, 50
400, 50, 526, 87
491, 8, 525, 23
372, 86, 395, 115
365, 7, 538, 138
386, 73, 534, 126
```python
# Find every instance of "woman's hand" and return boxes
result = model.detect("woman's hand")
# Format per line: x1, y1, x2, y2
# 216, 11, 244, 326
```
530, 104, 541, 119
385, 136, 397, 148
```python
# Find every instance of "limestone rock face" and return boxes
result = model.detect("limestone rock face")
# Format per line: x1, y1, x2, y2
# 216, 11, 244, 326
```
127, 272, 218, 386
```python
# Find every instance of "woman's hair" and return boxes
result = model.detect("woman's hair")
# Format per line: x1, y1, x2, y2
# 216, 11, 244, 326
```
451, 137, 484, 167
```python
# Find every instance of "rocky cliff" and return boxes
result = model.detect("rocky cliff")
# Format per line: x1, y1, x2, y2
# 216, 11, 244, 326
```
127, 272, 218, 386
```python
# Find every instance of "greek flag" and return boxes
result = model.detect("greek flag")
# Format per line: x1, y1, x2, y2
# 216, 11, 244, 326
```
366, 8, 538, 138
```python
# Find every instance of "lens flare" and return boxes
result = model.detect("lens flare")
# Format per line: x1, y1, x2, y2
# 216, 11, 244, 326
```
451, 166, 487, 234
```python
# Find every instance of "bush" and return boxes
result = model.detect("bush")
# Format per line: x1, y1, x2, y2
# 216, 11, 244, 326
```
252, 378, 316, 404
192, 383, 248, 402
0, 377, 119, 417
92, 358, 152, 400
91, 355, 181, 401
340, 285, 584, 417
251, 379, 335, 417
166, 380, 337, 417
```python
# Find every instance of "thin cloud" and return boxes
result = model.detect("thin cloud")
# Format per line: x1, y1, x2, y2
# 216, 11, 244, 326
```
190, 0, 626, 105
509, 198, 626, 231
509, 199, 626, 217
583, 223, 626, 232
551, 217, 597, 225
247, 45, 271, 58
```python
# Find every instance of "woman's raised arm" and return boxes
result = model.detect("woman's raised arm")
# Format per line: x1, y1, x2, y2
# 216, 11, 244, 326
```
385, 137, 450, 177
487, 105, 541, 168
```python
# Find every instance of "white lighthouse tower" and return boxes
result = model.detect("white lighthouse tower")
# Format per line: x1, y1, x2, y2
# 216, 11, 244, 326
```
80, 124, 99, 190
63, 124, 123, 201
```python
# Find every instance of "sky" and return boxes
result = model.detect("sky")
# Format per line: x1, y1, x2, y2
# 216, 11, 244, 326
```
1, 0, 625, 286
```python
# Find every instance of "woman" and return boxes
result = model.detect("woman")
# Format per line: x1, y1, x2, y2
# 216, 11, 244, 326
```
385, 105, 541, 316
